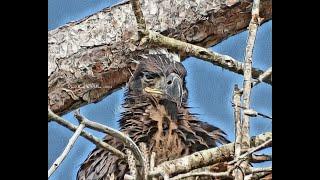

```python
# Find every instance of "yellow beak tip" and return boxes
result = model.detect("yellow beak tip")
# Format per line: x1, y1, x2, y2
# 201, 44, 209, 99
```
144, 87, 163, 94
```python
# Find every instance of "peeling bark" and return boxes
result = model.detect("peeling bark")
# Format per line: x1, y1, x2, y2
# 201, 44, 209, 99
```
48, 0, 272, 115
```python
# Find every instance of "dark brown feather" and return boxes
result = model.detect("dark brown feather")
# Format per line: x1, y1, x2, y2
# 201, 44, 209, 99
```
77, 54, 229, 180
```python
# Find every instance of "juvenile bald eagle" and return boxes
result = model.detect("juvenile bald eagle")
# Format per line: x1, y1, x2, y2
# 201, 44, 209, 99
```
77, 54, 229, 180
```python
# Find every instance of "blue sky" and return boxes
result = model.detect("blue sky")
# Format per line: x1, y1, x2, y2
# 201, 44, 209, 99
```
48, 1, 272, 179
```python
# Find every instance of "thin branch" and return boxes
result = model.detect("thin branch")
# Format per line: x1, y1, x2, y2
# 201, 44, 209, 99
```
243, 109, 272, 120
129, 0, 147, 38
245, 167, 272, 180
239, 0, 261, 175
124, 174, 135, 180
161, 172, 169, 180
139, 143, 150, 180
245, 171, 272, 180
250, 154, 272, 163
228, 138, 272, 165
149, 132, 271, 177
169, 164, 271, 180
150, 152, 157, 180
231, 103, 272, 120
146, 30, 271, 85
242, 0, 261, 151
48, 123, 85, 178
252, 67, 272, 87
126, 149, 137, 179
48, 109, 126, 159
169, 171, 230, 180
233, 84, 243, 180
74, 111, 145, 179
250, 167, 272, 174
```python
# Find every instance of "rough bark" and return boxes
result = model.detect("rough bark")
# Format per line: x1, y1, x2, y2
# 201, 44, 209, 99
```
48, 0, 272, 115
233, 85, 243, 180
149, 132, 271, 177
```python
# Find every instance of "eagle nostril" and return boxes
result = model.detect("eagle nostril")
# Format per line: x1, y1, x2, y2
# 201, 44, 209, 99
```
167, 80, 172, 85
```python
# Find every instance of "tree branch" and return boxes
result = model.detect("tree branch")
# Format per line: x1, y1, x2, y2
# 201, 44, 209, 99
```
48, 123, 85, 178
242, 0, 261, 151
245, 167, 272, 180
249, 167, 272, 174
245, 171, 272, 180
252, 67, 272, 87
74, 111, 145, 179
169, 171, 230, 180
250, 154, 272, 163
239, 0, 261, 176
48, 0, 272, 115
228, 138, 272, 165
149, 132, 271, 177
146, 30, 271, 85
48, 109, 126, 159
233, 84, 243, 180
129, 0, 147, 38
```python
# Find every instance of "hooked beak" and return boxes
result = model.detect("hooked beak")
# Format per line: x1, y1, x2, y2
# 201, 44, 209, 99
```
144, 73, 183, 106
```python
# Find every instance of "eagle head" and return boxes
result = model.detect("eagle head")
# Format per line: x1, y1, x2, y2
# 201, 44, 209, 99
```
128, 54, 187, 108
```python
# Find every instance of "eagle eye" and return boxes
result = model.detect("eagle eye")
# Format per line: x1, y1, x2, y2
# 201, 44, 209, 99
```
141, 71, 158, 80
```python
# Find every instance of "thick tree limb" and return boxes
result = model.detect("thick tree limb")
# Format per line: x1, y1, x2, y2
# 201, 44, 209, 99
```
48, 0, 272, 116
48, 123, 85, 178
48, 109, 126, 159
149, 132, 271, 177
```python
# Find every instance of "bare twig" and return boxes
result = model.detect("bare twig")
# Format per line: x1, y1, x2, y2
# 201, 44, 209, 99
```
161, 172, 169, 180
249, 167, 272, 173
245, 171, 272, 180
146, 30, 271, 85
231, 103, 272, 120
170, 171, 230, 180
48, 123, 85, 178
243, 109, 272, 120
139, 143, 150, 180
130, 0, 147, 38
149, 132, 271, 177
228, 138, 272, 165
124, 174, 135, 180
233, 84, 243, 180
48, 109, 126, 159
250, 154, 272, 163
240, 0, 261, 175
74, 111, 145, 179
169, 163, 271, 180
126, 149, 137, 179
252, 67, 272, 87
150, 152, 157, 180
242, 0, 261, 151
245, 167, 272, 180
